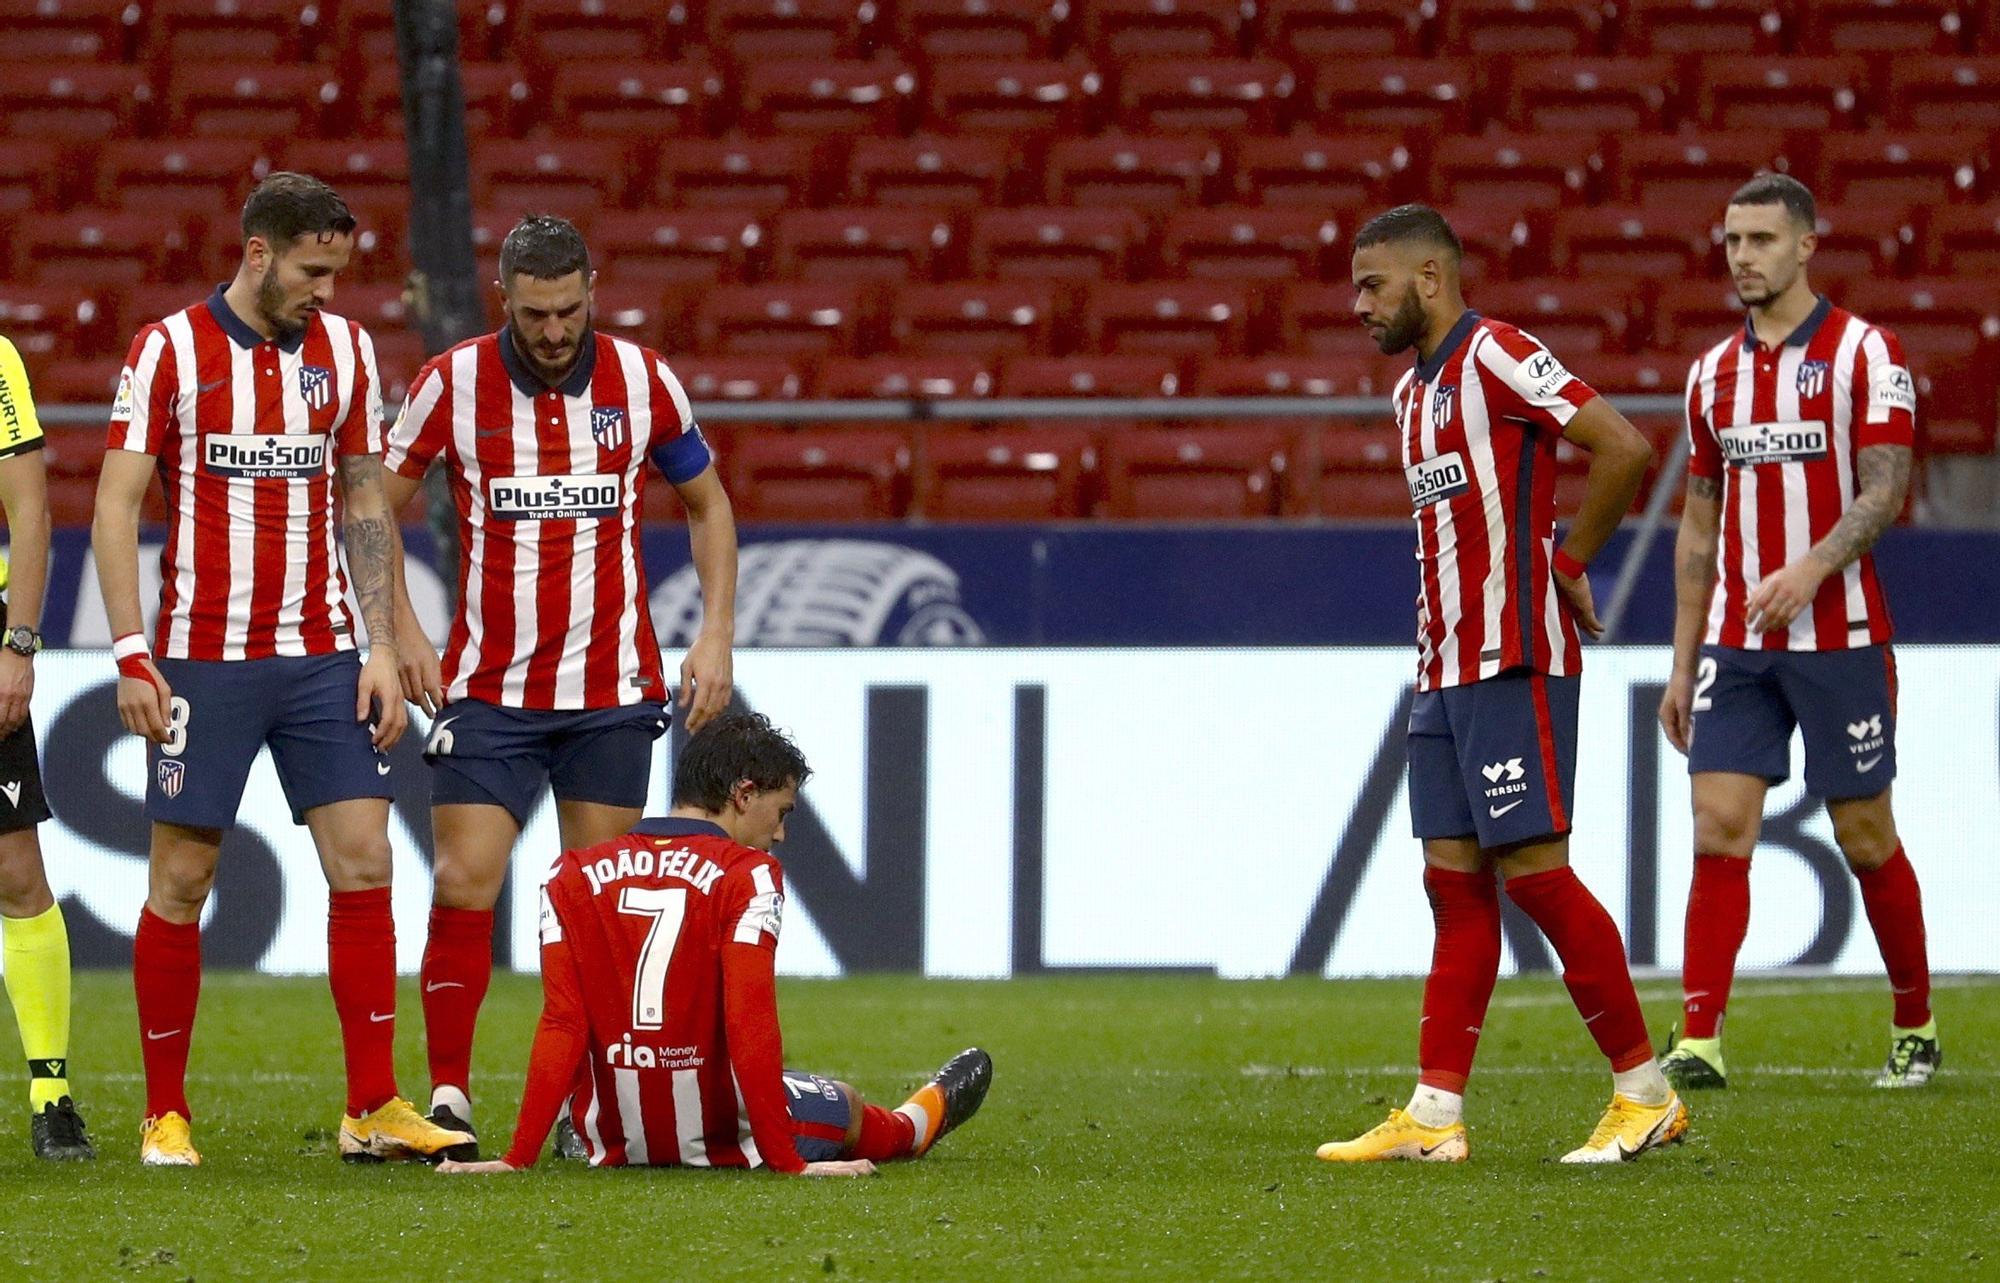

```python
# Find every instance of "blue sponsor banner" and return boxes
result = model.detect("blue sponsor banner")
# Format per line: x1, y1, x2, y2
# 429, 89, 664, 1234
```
32, 524, 2000, 649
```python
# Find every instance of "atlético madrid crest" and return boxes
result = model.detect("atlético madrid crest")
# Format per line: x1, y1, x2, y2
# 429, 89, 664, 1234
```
591, 407, 628, 451
299, 365, 333, 411
157, 759, 185, 800
1796, 359, 1829, 400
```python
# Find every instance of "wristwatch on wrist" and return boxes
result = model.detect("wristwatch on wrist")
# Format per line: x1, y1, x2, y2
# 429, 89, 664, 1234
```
3, 626, 42, 657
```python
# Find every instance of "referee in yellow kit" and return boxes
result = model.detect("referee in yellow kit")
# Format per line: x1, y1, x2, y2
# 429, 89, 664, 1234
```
0, 334, 92, 1159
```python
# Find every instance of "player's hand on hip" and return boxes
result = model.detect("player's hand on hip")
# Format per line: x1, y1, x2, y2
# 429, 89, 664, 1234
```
1553, 568, 1603, 639
678, 629, 734, 733
1744, 558, 1825, 635
801, 1159, 878, 1178
0, 650, 32, 737
398, 639, 444, 717
436, 1158, 520, 1175
1658, 668, 1694, 756
117, 662, 173, 743
358, 648, 407, 749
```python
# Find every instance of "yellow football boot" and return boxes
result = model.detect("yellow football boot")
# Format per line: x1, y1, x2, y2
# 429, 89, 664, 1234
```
1560, 1091, 1690, 1164
140, 1112, 201, 1167
338, 1097, 475, 1164
1316, 1108, 1469, 1163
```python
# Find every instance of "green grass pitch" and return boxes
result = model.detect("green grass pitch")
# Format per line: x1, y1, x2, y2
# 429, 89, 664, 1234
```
0, 972, 1991, 1281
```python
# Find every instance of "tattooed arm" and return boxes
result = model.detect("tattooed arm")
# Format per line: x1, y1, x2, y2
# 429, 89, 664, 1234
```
1659, 472, 1722, 754
1744, 444, 1912, 635
340, 452, 407, 748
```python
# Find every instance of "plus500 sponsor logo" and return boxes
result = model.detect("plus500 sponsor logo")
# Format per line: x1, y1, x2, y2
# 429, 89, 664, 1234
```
1717, 420, 1829, 467
487, 473, 622, 520
201, 433, 328, 479
1406, 452, 1470, 509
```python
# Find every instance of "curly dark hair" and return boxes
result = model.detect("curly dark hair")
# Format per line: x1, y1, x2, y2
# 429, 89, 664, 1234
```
672, 712, 812, 811
241, 172, 355, 248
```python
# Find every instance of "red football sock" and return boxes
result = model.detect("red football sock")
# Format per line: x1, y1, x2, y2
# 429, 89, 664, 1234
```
133, 907, 201, 1122
328, 888, 400, 1117
1681, 853, 1752, 1041
1854, 847, 1931, 1028
422, 905, 495, 1097
1416, 866, 1502, 1094
1505, 866, 1653, 1072
850, 1103, 917, 1162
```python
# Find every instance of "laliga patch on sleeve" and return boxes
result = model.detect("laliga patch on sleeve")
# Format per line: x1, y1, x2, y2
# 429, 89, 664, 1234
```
742, 891, 784, 942
538, 888, 563, 945
1518, 349, 1574, 402
110, 369, 136, 423
1869, 363, 1917, 414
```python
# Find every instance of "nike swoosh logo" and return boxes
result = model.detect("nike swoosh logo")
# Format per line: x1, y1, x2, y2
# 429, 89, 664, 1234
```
146, 1029, 183, 1041
376, 762, 392, 776
197, 379, 228, 394
369, 1012, 394, 1023
1856, 755, 1883, 772
1488, 800, 1525, 818
1419, 1139, 1456, 1157
424, 981, 465, 993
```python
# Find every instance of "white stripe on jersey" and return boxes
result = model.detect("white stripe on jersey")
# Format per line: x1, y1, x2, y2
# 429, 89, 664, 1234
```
1460, 337, 1509, 683
671, 1067, 709, 1167
1839, 327, 1876, 641
499, 385, 543, 705
581, 1073, 605, 1168
551, 389, 604, 701
161, 314, 200, 658
1728, 342, 1759, 645
442, 345, 482, 703
614, 1066, 650, 1164
730, 1070, 763, 1170
1774, 342, 1814, 648
222, 337, 258, 662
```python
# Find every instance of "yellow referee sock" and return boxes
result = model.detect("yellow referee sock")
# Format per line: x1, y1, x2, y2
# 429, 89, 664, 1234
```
2, 905, 71, 1110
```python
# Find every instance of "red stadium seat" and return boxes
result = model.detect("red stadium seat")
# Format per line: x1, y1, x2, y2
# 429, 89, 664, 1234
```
1614, 134, 1808, 208
725, 427, 911, 521
1692, 57, 1868, 131
1816, 133, 1988, 209
324, 283, 414, 337
166, 64, 342, 138
1275, 283, 1365, 356
771, 207, 955, 283
112, 283, 211, 343
1885, 59, 2000, 130
671, 356, 809, 402
967, 207, 1150, 281
1082, 0, 1245, 59
847, 135, 1015, 207
1616, 0, 1784, 54
359, 63, 530, 140
1838, 278, 2000, 363
1229, 132, 1408, 209
331, 0, 508, 72
1310, 59, 1479, 134
705, 0, 874, 60
1807, 203, 1917, 281
999, 355, 1180, 396
369, 331, 430, 403
1044, 134, 1221, 207
816, 355, 994, 398
1405, 206, 1539, 284
0, 140, 70, 216
1203, 354, 1405, 397
653, 137, 829, 212
552, 62, 727, 139
15, 209, 192, 287
1550, 206, 1709, 278
1084, 282, 1252, 356
1262, 0, 1428, 59
916, 425, 1095, 521
1439, 0, 1609, 55
476, 139, 634, 217
1470, 279, 1631, 354
146, 0, 319, 63
924, 59, 1103, 135
1650, 280, 1748, 349
1310, 421, 1412, 520
596, 209, 767, 287
1793, 0, 1962, 54
1914, 358, 2000, 455
283, 139, 412, 217
1579, 351, 1687, 394
895, 0, 1065, 59
94, 138, 268, 211
0, 285, 104, 366
1099, 424, 1289, 519
890, 282, 1062, 356
741, 59, 917, 136
695, 283, 872, 356
1432, 132, 1604, 212
1921, 204, 2000, 274
0, 65, 154, 141
513, 0, 671, 68
1114, 58, 1297, 134
0, 0, 134, 62
1159, 207, 1339, 281
1500, 57, 1673, 133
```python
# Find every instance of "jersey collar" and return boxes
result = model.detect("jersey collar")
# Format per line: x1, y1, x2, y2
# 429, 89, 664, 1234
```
1415, 310, 1480, 384
498, 325, 598, 399
206, 286, 307, 355
630, 817, 730, 840
1741, 294, 1831, 353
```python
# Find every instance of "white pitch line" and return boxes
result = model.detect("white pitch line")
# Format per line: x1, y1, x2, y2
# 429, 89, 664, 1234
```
1242, 1063, 1998, 1080
1490, 974, 1994, 1010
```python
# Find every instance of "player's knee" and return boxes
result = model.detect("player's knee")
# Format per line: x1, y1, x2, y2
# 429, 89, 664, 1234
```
1691, 806, 1757, 857
832, 1081, 865, 1148
0, 829, 52, 917
322, 833, 393, 892
1832, 810, 1898, 871
431, 850, 505, 909
149, 864, 214, 919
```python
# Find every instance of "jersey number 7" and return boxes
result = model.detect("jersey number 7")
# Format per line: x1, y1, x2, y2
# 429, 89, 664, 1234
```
618, 886, 688, 1030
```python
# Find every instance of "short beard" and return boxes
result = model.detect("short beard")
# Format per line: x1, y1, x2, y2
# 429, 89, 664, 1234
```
255, 270, 306, 340
1735, 264, 1796, 309
1371, 286, 1427, 355
507, 315, 591, 386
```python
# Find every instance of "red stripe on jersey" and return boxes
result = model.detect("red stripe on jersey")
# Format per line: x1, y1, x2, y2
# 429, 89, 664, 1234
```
465, 342, 519, 705
521, 386, 575, 709
586, 354, 630, 705
1803, 320, 1849, 648
1747, 334, 1789, 649
186, 315, 234, 660
247, 337, 288, 660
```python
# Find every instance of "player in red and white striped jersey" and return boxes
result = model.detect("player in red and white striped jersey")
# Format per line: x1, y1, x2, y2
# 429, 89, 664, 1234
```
1320, 206, 1687, 1166
381, 216, 739, 1151
1658, 175, 1937, 1092
436, 713, 991, 1177
91, 173, 469, 1166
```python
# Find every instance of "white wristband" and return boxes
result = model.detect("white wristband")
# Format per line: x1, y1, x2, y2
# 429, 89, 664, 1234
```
112, 633, 150, 661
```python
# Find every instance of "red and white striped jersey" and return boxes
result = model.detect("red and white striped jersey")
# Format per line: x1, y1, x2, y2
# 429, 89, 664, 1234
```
107, 289, 384, 661
1685, 297, 1913, 652
1393, 311, 1598, 692
385, 329, 711, 711
515, 819, 803, 1173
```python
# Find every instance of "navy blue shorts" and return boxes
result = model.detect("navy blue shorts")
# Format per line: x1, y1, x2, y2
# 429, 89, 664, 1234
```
1407, 670, 1580, 849
148, 653, 393, 830
1687, 644, 1897, 800
784, 1070, 855, 1163
422, 698, 668, 826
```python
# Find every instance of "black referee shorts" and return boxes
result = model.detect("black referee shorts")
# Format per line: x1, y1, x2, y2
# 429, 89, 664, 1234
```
0, 595, 50, 834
